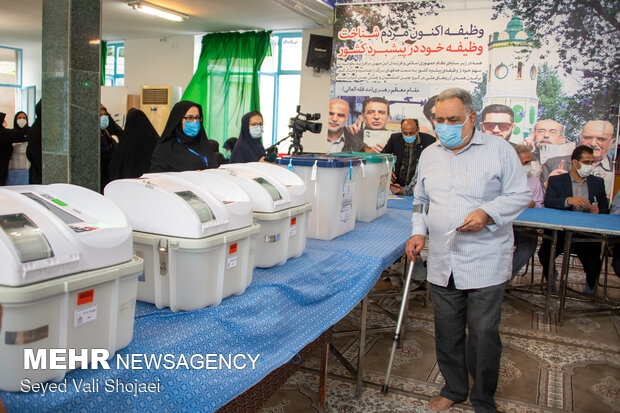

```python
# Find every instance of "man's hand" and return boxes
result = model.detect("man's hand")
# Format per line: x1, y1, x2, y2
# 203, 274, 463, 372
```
390, 183, 405, 195
391, 171, 398, 183
406, 235, 425, 261
370, 143, 383, 153
588, 204, 599, 214
567, 197, 591, 210
548, 159, 568, 178
528, 200, 536, 208
457, 209, 492, 232
346, 116, 364, 135
520, 136, 535, 147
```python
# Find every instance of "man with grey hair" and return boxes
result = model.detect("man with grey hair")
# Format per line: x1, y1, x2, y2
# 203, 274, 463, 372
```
406, 88, 531, 412
327, 98, 366, 152
511, 144, 544, 279
541, 120, 616, 197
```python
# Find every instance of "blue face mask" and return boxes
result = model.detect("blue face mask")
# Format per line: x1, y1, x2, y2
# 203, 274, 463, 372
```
402, 134, 416, 144
100, 115, 109, 130
435, 114, 472, 148
183, 121, 201, 137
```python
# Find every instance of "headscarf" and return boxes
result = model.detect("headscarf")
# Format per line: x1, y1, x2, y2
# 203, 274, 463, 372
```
109, 108, 159, 181
13, 111, 30, 133
0, 111, 29, 186
208, 139, 225, 167
150, 101, 216, 172
26, 100, 42, 184
223, 137, 238, 152
229, 111, 266, 163
101, 105, 124, 138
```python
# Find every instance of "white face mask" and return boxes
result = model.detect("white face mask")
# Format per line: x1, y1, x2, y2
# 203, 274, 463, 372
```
16, 118, 27, 128
249, 125, 263, 139
522, 164, 531, 175
577, 163, 593, 178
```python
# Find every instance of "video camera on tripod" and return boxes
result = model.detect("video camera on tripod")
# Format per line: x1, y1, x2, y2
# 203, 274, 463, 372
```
266, 106, 322, 157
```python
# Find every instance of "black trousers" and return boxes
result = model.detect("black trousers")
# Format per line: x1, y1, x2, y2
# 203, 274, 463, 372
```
430, 277, 507, 413
537, 231, 602, 289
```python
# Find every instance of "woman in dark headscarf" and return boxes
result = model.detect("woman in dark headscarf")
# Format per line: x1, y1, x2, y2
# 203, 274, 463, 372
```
13, 111, 30, 134
26, 100, 42, 184
208, 139, 225, 168
108, 108, 159, 181
222, 137, 238, 163
1, 112, 29, 185
229, 111, 267, 163
100, 104, 124, 140
150, 101, 216, 172
99, 105, 118, 190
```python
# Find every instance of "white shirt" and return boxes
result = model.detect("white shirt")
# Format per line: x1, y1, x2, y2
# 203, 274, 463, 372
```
412, 131, 531, 289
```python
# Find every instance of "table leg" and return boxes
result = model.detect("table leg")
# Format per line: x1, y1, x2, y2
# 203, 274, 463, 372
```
356, 296, 368, 397
558, 230, 573, 325
544, 230, 558, 319
318, 340, 328, 409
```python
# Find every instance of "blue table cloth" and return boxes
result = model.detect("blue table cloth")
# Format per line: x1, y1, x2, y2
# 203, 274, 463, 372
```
386, 195, 620, 236
515, 207, 620, 235
387, 195, 414, 211
1, 209, 413, 412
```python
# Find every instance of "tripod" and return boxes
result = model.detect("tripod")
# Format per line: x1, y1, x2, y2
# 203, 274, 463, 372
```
266, 131, 304, 156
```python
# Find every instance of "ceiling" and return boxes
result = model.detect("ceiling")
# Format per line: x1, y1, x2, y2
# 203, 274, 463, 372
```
0, 0, 334, 46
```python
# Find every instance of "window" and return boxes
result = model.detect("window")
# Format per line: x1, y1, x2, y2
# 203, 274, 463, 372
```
0, 46, 31, 122
259, 33, 302, 147
105, 42, 125, 86
0, 46, 21, 87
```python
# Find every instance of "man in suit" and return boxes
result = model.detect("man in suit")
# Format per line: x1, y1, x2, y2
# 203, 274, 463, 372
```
538, 145, 610, 294
382, 118, 435, 188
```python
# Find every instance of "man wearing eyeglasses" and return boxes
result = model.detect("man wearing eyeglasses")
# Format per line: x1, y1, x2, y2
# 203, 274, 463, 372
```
480, 105, 515, 142
538, 145, 609, 294
541, 120, 616, 198
529, 119, 571, 184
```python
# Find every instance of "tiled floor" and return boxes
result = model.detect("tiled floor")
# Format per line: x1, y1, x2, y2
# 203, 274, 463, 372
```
262, 258, 620, 413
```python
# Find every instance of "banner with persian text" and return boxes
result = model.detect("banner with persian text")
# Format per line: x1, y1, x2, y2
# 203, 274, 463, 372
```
328, 0, 619, 199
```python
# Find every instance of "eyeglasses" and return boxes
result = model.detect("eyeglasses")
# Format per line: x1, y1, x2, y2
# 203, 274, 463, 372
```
482, 122, 512, 132
249, 122, 264, 127
183, 116, 202, 122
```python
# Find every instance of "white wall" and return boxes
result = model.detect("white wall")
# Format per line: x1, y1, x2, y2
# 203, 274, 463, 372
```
124, 35, 196, 96
298, 27, 333, 153
20, 42, 42, 99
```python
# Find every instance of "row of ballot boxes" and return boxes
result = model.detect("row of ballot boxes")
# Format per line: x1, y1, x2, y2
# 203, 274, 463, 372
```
0, 154, 393, 391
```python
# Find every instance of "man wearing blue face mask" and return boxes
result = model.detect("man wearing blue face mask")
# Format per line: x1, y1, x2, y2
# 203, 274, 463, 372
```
382, 118, 435, 188
406, 88, 531, 413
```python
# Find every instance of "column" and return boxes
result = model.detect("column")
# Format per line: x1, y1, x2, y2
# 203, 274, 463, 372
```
42, 0, 101, 191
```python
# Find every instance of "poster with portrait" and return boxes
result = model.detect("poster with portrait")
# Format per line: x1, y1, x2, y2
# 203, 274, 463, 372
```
329, 0, 619, 199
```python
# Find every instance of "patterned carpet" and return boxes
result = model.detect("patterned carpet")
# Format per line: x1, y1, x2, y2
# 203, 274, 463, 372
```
262, 259, 620, 413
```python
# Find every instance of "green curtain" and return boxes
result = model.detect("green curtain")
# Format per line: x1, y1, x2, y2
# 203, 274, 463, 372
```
182, 31, 272, 146
100, 40, 107, 86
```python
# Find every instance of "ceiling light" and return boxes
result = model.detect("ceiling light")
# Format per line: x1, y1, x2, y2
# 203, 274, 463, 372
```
127, 1, 188, 22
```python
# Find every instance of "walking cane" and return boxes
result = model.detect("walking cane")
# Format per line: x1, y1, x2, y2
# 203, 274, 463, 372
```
381, 258, 416, 395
